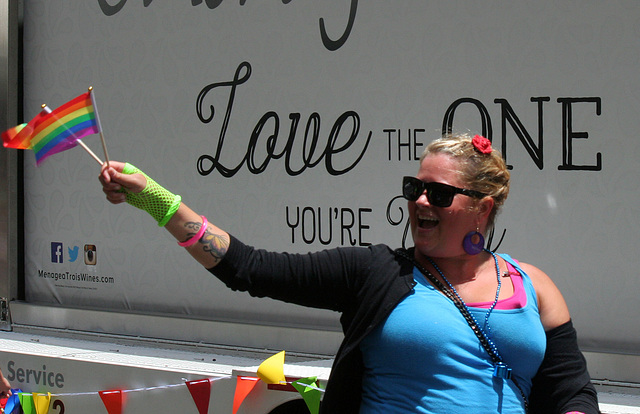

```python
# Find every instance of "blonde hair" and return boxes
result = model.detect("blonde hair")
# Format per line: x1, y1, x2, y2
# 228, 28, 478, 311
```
420, 133, 510, 228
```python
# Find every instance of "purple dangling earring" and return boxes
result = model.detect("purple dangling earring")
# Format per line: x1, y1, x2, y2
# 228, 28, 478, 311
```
463, 230, 485, 255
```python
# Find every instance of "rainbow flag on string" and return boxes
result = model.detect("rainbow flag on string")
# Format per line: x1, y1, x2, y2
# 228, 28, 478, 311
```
1, 91, 101, 165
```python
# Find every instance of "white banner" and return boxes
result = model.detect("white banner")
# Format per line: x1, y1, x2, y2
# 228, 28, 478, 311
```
22, 1, 640, 354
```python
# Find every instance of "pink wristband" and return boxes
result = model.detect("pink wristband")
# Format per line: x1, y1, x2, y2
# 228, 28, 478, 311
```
178, 216, 208, 247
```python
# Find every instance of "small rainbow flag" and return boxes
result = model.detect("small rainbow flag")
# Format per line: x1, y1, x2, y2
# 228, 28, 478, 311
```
32, 92, 100, 165
1, 122, 32, 149
1, 91, 101, 165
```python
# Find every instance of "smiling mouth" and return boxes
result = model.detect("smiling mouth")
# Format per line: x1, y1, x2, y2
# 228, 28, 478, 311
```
418, 215, 439, 229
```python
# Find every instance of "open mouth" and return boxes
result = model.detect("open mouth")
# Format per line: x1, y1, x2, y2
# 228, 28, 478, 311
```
418, 215, 439, 229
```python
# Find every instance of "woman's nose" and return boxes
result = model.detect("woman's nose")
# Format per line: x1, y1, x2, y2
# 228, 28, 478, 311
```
415, 191, 430, 206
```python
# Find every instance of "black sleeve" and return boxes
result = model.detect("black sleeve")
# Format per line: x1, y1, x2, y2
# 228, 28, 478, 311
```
529, 320, 600, 414
207, 234, 376, 312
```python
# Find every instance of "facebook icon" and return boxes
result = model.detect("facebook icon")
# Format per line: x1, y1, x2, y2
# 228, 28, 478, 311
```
51, 242, 64, 263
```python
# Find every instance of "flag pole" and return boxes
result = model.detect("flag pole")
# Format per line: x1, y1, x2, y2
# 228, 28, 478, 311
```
88, 86, 110, 167
42, 104, 103, 165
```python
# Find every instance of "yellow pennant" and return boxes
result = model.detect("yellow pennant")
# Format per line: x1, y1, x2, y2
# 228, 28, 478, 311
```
33, 392, 51, 414
257, 350, 286, 384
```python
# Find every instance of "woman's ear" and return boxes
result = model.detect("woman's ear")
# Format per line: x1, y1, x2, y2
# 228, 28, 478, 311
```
477, 196, 495, 220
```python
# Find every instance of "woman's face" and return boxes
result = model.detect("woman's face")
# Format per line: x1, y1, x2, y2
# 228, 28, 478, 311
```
409, 153, 490, 260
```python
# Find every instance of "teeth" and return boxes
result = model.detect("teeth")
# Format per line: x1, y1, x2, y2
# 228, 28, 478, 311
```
417, 216, 438, 230
418, 214, 438, 222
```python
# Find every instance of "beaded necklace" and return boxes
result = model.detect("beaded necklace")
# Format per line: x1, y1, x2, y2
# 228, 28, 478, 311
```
426, 251, 502, 358
394, 248, 529, 412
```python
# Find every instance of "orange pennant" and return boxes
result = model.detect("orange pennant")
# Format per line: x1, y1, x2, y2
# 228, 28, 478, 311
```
99, 389, 125, 414
186, 379, 211, 414
232, 377, 259, 414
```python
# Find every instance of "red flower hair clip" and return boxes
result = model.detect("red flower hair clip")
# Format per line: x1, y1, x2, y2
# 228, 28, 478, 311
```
472, 135, 492, 154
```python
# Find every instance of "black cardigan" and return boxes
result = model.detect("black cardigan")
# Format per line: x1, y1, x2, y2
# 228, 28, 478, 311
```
210, 235, 599, 413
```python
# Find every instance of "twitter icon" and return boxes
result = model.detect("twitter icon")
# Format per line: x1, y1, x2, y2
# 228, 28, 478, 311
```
68, 246, 79, 262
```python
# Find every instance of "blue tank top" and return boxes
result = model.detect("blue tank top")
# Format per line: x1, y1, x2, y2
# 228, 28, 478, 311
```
359, 254, 546, 413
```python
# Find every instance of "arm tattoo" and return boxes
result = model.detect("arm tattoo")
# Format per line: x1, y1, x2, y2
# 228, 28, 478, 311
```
200, 229, 229, 263
183, 220, 229, 263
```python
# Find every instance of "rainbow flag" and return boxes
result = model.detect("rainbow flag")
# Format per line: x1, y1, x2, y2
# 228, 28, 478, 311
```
32, 92, 100, 165
1, 91, 101, 165
1, 122, 32, 149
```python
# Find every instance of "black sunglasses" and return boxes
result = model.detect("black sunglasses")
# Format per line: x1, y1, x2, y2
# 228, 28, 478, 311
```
402, 176, 487, 207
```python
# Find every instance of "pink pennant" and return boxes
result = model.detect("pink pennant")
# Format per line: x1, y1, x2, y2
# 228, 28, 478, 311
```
186, 379, 211, 414
232, 377, 259, 414
99, 389, 124, 414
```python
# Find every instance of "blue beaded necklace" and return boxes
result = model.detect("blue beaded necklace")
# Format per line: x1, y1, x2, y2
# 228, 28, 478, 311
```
427, 250, 502, 355
426, 251, 521, 383
394, 247, 529, 412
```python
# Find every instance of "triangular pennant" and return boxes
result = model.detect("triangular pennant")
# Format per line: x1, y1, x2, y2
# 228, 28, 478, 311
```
186, 379, 211, 414
291, 377, 322, 414
99, 389, 125, 414
33, 392, 51, 414
232, 377, 259, 414
256, 351, 286, 384
18, 392, 36, 414
4, 389, 23, 414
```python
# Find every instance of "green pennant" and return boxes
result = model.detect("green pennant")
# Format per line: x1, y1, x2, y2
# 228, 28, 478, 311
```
291, 376, 322, 414
18, 392, 36, 414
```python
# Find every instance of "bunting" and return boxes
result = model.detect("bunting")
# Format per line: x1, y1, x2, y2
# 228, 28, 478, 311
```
292, 377, 322, 414
0, 389, 22, 414
18, 392, 35, 414
33, 392, 51, 414
185, 379, 211, 414
257, 350, 286, 384
233, 376, 260, 414
99, 389, 125, 414
2, 351, 326, 414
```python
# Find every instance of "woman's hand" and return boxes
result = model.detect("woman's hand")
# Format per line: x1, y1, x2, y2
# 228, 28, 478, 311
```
0, 368, 11, 398
99, 161, 147, 204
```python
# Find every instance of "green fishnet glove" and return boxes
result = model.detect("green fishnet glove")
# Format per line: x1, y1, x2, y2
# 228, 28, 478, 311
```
121, 163, 181, 226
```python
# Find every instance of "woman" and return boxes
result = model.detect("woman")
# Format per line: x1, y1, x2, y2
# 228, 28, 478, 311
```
99, 133, 598, 413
